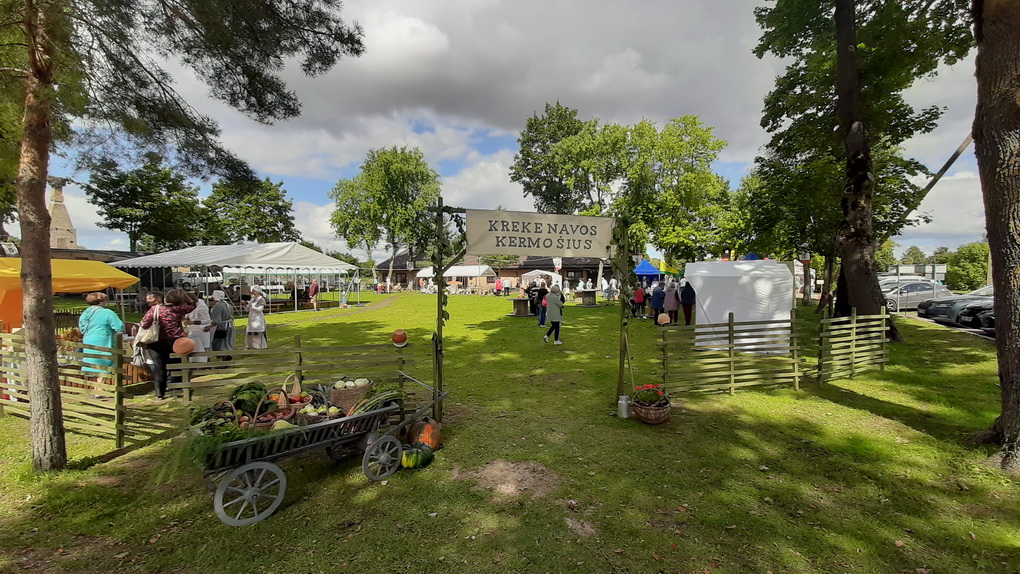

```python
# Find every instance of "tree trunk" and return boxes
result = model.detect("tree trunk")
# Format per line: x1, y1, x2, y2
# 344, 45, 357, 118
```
833, 0, 901, 340
18, 0, 66, 471
386, 241, 396, 293
972, 0, 1020, 471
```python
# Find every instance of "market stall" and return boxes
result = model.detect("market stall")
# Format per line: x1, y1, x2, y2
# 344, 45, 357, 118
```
416, 264, 496, 294
0, 258, 139, 330
111, 242, 358, 312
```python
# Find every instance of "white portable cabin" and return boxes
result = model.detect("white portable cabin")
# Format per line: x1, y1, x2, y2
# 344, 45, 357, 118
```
683, 261, 795, 353
684, 261, 795, 325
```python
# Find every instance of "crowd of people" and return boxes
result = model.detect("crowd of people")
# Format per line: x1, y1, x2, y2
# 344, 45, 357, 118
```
77, 271, 697, 400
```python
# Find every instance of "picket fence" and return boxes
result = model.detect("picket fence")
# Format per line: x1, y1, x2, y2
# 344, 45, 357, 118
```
0, 332, 179, 451
658, 308, 890, 394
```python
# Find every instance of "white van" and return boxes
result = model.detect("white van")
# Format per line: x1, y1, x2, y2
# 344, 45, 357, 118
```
180, 271, 223, 288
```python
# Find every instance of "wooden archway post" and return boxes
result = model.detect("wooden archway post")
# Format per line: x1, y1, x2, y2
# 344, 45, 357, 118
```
427, 196, 465, 423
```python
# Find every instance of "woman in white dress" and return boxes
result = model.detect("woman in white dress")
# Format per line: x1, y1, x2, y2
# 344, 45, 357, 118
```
244, 285, 268, 349
185, 294, 213, 362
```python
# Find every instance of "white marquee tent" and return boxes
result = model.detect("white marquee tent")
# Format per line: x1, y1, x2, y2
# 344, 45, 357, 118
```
111, 242, 356, 273
683, 261, 795, 353
112, 242, 359, 311
520, 269, 562, 287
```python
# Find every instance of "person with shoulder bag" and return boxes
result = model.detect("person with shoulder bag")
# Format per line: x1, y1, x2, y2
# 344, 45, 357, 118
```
138, 289, 197, 399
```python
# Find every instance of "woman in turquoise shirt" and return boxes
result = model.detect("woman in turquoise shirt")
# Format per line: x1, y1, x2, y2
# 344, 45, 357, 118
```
79, 292, 124, 375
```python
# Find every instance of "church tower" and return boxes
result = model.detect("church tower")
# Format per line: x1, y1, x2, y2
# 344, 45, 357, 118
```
47, 177, 81, 249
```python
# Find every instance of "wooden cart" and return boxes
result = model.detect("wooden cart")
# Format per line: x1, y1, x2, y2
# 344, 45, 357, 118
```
206, 376, 444, 526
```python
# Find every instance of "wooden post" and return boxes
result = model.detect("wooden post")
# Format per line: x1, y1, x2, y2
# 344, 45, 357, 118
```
728, 312, 736, 395
294, 334, 303, 387
849, 307, 858, 377
616, 228, 630, 399
661, 329, 668, 387
880, 306, 888, 373
114, 333, 125, 449
182, 353, 193, 402
818, 308, 827, 384
790, 308, 800, 391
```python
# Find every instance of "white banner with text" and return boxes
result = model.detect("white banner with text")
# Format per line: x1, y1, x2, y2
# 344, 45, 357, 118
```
465, 210, 614, 257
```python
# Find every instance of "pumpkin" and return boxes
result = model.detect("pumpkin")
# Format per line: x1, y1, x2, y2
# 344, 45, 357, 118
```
407, 416, 442, 450
400, 443, 434, 469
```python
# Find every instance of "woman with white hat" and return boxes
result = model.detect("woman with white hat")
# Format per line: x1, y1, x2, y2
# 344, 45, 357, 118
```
243, 285, 268, 349
185, 293, 212, 362
209, 290, 235, 359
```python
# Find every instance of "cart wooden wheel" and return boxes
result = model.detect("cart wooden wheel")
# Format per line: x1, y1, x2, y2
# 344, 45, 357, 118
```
362, 435, 402, 481
213, 462, 287, 526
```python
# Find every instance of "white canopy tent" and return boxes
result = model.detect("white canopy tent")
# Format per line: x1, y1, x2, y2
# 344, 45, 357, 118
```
683, 261, 795, 352
111, 242, 359, 311
521, 269, 562, 287
110, 242, 356, 272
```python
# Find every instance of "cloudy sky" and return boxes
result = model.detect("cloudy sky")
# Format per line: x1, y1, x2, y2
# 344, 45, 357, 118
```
36, 0, 983, 260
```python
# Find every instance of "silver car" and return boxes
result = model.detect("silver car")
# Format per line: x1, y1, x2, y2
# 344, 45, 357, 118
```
884, 281, 951, 312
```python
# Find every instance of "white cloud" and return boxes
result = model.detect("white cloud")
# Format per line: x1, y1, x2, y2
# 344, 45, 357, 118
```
441, 149, 529, 211
892, 171, 986, 251
13, 0, 987, 258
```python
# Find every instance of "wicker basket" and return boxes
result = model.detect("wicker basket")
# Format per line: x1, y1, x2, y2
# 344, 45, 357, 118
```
253, 388, 296, 428
329, 380, 372, 412
292, 391, 341, 425
631, 403, 672, 425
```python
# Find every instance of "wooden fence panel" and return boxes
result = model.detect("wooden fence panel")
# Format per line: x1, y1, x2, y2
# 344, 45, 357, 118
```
659, 311, 804, 395
817, 308, 889, 382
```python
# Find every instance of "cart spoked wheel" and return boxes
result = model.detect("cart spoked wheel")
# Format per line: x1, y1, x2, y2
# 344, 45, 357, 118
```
362, 435, 402, 481
214, 462, 287, 526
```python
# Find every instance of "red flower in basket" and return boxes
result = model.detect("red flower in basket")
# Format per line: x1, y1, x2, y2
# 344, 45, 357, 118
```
632, 384, 670, 408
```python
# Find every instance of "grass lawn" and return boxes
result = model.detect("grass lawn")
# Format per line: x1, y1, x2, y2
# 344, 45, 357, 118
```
1, 294, 1017, 573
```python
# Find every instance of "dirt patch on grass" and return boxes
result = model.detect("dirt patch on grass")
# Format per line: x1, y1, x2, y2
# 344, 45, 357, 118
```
464, 459, 559, 499
564, 517, 598, 537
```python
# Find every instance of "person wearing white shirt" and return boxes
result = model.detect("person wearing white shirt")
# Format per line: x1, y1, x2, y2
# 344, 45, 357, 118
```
185, 295, 213, 362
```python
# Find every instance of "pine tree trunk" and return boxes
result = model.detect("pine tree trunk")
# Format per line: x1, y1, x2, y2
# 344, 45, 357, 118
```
972, 0, 1020, 471
18, 0, 66, 471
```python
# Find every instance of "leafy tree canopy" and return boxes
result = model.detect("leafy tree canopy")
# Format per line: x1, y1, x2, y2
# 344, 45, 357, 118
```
945, 241, 989, 291
205, 178, 300, 244
509, 102, 586, 214
751, 0, 972, 259
329, 146, 441, 286
899, 245, 928, 265
81, 156, 205, 252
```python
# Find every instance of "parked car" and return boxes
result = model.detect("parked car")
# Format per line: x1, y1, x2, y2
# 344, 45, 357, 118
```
180, 271, 223, 288
883, 281, 951, 312
978, 308, 995, 336
916, 285, 994, 324
956, 300, 995, 328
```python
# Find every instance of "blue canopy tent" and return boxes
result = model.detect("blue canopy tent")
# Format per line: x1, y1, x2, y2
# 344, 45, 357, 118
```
633, 259, 663, 280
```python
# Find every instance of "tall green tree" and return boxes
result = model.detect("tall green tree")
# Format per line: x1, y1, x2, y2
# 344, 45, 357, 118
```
928, 246, 952, 263
329, 146, 441, 292
875, 239, 897, 272
205, 178, 300, 244
510, 102, 585, 214
944, 242, 989, 291
82, 157, 204, 252
900, 246, 928, 265
6, 0, 364, 470
753, 0, 972, 318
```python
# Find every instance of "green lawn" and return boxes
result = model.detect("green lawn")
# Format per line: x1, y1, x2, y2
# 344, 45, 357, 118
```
1, 294, 1017, 573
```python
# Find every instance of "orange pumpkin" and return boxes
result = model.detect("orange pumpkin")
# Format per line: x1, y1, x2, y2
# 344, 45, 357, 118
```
407, 417, 442, 450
